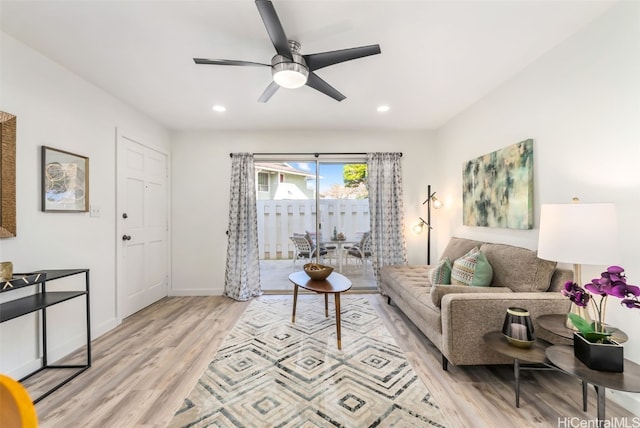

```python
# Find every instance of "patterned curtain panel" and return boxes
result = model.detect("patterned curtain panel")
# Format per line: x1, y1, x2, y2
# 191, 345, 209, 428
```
224, 153, 262, 301
367, 153, 408, 288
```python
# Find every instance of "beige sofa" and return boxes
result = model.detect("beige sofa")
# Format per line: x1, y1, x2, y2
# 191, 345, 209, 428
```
380, 237, 572, 370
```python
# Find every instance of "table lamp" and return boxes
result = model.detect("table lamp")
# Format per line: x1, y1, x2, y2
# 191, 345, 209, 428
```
537, 199, 619, 328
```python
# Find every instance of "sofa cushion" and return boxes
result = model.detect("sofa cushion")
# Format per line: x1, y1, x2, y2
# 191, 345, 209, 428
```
479, 243, 557, 292
440, 237, 486, 263
379, 265, 431, 297
451, 247, 493, 286
430, 284, 513, 307
428, 258, 452, 285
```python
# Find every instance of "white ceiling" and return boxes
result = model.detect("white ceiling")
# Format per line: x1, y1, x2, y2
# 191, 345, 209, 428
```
1, 0, 616, 132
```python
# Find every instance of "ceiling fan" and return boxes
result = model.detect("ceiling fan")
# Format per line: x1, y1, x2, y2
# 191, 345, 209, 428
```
193, 0, 381, 103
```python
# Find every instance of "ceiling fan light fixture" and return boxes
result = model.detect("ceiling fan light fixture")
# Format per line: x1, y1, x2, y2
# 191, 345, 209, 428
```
271, 49, 309, 89
273, 68, 308, 88
193, 5, 381, 102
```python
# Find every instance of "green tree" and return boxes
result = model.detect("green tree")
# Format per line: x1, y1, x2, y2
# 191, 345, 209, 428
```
343, 164, 367, 188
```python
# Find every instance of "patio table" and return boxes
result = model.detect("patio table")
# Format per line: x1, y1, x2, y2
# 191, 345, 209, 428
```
325, 240, 357, 272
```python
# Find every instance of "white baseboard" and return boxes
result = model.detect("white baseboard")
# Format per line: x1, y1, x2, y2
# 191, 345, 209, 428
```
47, 333, 87, 363
170, 288, 224, 296
5, 358, 43, 380
46, 318, 119, 365
93, 317, 119, 339
608, 389, 640, 415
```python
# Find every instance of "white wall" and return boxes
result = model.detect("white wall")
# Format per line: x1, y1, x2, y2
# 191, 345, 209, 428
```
0, 33, 170, 378
433, 2, 640, 412
170, 130, 436, 295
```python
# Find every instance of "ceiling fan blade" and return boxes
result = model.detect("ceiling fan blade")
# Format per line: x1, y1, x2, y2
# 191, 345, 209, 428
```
193, 58, 270, 67
305, 72, 345, 102
255, 0, 292, 59
303, 44, 381, 71
258, 81, 280, 103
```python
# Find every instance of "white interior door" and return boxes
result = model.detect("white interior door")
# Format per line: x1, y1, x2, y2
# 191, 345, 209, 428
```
117, 131, 169, 319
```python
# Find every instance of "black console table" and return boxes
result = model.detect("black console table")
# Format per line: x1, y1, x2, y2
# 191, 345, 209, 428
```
0, 269, 91, 403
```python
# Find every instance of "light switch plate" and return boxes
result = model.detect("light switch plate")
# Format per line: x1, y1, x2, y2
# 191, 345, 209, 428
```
90, 204, 101, 217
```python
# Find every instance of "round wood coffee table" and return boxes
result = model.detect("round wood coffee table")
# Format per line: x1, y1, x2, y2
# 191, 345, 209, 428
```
288, 271, 352, 349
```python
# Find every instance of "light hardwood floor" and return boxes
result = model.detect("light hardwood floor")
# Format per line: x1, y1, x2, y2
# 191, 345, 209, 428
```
31, 294, 636, 427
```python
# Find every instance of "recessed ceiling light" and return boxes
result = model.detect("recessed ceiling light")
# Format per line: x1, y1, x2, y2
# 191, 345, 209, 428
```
212, 105, 226, 113
377, 105, 390, 113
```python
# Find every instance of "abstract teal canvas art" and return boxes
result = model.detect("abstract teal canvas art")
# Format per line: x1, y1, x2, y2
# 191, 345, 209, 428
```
462, 139, 533, 229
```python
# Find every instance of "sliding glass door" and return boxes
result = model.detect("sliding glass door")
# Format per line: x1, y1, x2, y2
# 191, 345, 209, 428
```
255, 157, 375, 293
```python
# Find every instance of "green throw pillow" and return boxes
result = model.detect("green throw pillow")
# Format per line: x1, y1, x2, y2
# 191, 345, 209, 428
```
428, 258, 452, 285
451, 247, 493, 286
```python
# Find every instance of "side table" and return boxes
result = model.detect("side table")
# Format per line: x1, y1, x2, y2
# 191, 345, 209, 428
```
483, 331, 556, 408
546, 345, 640, 427
0, 269, 91, 403
537, 314, 628, 343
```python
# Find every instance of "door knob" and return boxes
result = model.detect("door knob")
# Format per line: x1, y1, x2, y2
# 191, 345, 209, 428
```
122, 235, 132, 241
122, 213, 128, 219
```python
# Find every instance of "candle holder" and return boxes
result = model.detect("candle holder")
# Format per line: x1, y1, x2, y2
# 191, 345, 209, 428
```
502, 307, 535, 348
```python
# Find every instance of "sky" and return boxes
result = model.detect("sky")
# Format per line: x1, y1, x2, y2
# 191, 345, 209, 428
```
289, 162, 349, 192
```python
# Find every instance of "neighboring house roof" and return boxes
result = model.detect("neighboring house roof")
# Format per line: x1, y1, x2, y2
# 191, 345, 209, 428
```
255, 162, 316, 178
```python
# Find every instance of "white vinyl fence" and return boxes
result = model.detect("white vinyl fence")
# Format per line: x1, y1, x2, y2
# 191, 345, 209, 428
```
257, 199, 370, 259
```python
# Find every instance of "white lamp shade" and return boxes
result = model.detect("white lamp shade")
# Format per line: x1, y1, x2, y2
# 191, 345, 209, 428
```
537, 202, 619, 265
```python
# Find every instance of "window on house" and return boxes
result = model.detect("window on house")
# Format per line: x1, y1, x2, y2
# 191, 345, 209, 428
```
257, 172, 269, 192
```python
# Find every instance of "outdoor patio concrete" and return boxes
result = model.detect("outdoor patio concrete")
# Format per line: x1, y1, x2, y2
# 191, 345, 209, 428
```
259, 258, 377, 293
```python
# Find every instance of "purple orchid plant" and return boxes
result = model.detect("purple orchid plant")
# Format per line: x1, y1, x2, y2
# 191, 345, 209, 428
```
562, 266, 640, 343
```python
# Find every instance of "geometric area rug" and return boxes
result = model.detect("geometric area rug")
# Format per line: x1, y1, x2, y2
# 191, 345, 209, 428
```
169, 294, 449, 427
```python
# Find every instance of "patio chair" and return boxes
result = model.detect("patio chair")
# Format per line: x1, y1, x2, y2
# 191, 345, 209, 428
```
290, 235, 328, 269
344, 232, 372, 268
305, 230, 337, 265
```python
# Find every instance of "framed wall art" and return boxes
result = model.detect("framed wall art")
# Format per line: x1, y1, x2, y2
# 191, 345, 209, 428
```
41, 146, 89, 212
1, 111, 17, 237
462, 139, 533, 229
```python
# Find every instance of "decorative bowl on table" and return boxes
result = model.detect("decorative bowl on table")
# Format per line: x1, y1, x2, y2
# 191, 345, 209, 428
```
304, 263, 333, 281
